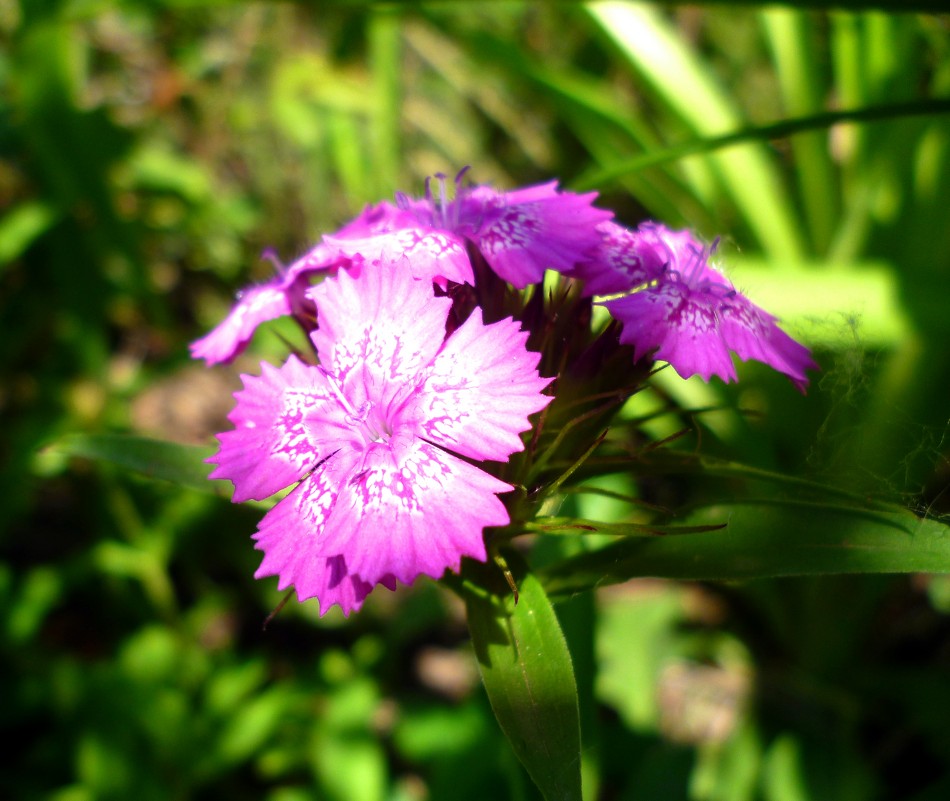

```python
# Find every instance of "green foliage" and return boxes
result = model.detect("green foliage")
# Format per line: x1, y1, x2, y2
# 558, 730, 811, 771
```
51, 434, 222, 494
4, 1, 950, 800
462, 556, 583, 801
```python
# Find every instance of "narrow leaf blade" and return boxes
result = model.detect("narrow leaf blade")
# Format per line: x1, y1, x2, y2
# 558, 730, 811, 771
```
463, 558, 582, 801
540, 501, 950, 598
51, 433, 224, 495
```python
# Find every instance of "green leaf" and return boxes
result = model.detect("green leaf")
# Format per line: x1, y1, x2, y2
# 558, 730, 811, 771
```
461, 556, 582, 801
50, 433, 224, 495
726, 257, 913, 349
525, 517, 725, 538
540, 501, 950, 598
576, 97, 950, 192
0, 201, 58, 268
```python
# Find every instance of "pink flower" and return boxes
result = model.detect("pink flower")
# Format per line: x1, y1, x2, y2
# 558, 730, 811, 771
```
191, 173, 610, 365
325, 170, 611, 289
568, 221, 669, 295
593, 223, 817, 390
190, 202, 413, 365
208, 258, 552, 615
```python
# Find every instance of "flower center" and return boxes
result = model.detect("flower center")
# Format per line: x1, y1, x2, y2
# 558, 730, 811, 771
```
663, 235, 733, 297
396, 167, 471, 231
319, 366, 392, 445
658, 236, 704, 287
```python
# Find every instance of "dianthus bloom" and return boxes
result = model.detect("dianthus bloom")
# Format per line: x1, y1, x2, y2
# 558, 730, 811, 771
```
576, 222, 817, 390
190, 171, 609, 365
330, 170, 611, 289
208, 258, 551, 615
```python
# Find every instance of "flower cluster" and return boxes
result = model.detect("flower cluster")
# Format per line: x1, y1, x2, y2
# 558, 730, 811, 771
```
195, 170, 816, 615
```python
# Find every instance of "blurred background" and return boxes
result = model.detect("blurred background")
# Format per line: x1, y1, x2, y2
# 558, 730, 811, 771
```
3, 1, 950, 799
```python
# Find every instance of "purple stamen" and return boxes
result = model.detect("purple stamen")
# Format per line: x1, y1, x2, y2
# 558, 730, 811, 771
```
260, 247, 285, 275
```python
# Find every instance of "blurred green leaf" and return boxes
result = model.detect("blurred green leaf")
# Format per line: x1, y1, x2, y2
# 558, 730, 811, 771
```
216, 686, 293, 766
76, 733, 133, 798
313, 679, 387, 801
51, 433, 223, 495
126, 144, 214, 201
463, 557, 582, 801
0, 201, 58, 268
3, 567, 63, 644
394, 702, 490, 761
205, 661, 269, 715
691, 719, 762, 801
726, 258, 913, 349
762, 735, 810, 801
596, 585, 685, 732
761, 8, 838, 255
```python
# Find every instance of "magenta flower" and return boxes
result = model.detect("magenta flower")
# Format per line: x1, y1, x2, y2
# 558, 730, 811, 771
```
190, 201, 414, 365
591, 223, 816, 390
208, 258, 552, 615
325, 170, 611, 289
568, 220, 670, 295
191, 174, 607, 364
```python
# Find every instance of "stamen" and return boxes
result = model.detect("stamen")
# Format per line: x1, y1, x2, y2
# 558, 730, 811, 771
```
318, 365, 361, 420
344, 401, 372, 428
655, 235, 677, 277
317, 366, 387, 443
679, 236, 733, 296
681, 243, 706, 286
451, 167, 471, 230
260, 247, 285, 275
434, 172, 449, 228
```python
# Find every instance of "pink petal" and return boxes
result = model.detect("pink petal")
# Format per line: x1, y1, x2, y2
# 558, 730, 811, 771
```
338, 200, 417, 237
308, 256, 452, 390
208, 356, 358, 502
190, 284, 293, 366
251, 437, 508, 613
406, 310, 552, 462
190, 202, 409, 366
718, 295, 818, 391
571, 221, 670, 296
604, 284, 738, 383
461, 182, 612, 288
252, 452, 394, 616
317, 437, 508, 586
599, 222, 816, 389
606, 280, 817, 388
322, 228, 474, 286
277, 242, 341, 284
274, 202, 412, 284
